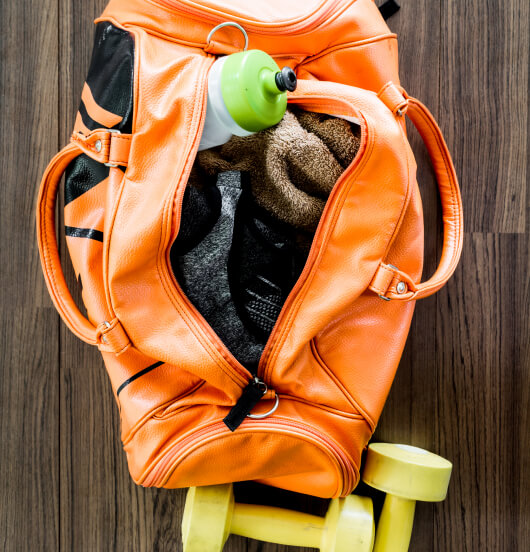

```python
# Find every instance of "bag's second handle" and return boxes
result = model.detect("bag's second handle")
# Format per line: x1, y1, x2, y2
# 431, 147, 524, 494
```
37, 142, 99, 345
370, 94, 464, 301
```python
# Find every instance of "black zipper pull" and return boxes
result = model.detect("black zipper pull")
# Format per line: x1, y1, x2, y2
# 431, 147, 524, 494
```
223, 377, 268, 431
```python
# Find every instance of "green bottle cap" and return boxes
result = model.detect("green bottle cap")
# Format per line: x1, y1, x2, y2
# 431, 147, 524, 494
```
220, 49, 297, 133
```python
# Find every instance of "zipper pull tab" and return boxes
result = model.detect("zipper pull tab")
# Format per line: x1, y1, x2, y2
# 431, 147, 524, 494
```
224, 377, 268, 431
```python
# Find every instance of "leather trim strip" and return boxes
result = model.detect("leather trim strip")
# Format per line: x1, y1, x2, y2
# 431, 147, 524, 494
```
81, 82, 123, 128
116, 361, 164, 396
65, 225, 104, 242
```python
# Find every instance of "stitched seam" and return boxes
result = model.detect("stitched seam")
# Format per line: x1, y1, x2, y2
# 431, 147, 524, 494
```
264, 108, 374, 382
279, 394, 365, 420
153, 57, 244, 387
265, 108, 372, 381
103, 27, 139, 344
310, 339, 375, 428
143, 0, 355, 36
261, 96, 371, 380
152, 381, 207, 420
298, 33, 397, 66
121, 383, 206, 444
102, 172, 128, 321
100, 23, 393, 61
154, 426, 348, 496
379, 108, 414, 260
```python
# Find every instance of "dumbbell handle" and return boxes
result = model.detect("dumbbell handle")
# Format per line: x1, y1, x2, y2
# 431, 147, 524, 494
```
231, 503, 325, 548
373, 495, 416, 552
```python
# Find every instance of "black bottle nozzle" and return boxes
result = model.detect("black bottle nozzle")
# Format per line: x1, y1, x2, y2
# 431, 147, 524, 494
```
275, 66, 297, 92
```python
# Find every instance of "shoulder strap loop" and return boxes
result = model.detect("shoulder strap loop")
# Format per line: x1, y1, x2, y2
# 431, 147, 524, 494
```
370, 93, 463, 301
71, 128, 132, 167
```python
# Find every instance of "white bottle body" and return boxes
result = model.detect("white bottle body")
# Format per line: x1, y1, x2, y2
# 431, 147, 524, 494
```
198, 56, 254, 151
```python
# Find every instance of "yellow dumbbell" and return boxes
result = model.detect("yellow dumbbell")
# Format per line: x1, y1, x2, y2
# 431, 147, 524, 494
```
182, 483, 374, 552
362, 443, 452, 552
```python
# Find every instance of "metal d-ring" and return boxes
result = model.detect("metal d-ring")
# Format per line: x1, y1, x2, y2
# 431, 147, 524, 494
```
206, 21, 249, 51
247, 394, 280, 419
100, 320, 112, 344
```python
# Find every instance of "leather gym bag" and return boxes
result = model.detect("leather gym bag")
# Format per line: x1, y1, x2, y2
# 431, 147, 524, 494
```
36, 0, 463, 499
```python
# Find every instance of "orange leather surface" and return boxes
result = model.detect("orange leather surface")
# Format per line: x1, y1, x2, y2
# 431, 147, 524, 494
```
36, 0, 463, 498
81, 82, 124, 128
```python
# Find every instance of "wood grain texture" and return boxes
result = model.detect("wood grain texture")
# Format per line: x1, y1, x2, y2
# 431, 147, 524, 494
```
440, 0, 529, 234
372, 3, 443, 550
0, 1, 60, 551
0, 1, 528, 551
434, 233, 528, 551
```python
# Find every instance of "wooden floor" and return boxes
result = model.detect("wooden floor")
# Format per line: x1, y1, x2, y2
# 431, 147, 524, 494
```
1, 1, 528, 550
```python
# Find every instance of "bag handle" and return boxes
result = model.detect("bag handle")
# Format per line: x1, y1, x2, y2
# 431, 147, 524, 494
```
37, 129, 132, 345
37, 142, 100, 344
369, 94, 463, 301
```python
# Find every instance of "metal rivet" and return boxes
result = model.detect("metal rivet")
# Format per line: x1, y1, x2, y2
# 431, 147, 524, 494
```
396, 281, 407, 294
95, 140, 102, 152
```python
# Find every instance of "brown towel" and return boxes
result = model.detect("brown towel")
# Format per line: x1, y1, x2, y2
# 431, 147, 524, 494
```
192, 107, 361, 231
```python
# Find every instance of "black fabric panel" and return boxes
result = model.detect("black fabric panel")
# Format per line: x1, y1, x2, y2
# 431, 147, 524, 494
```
379, 0, 400, 20
64, 154, 109, 205
65, 22, 134, 206
84, 21, 135, 133
65, 226, 104, 242
77, 100, 101, 133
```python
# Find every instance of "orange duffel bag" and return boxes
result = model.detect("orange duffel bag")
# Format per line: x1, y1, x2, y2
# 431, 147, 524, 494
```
36, 0, 462, 499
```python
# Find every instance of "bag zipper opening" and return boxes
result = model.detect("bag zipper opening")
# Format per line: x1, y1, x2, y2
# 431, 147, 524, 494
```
163, 58, 366, 423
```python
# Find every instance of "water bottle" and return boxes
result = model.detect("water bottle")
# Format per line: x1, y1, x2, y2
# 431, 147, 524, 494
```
198, 49, 297, 151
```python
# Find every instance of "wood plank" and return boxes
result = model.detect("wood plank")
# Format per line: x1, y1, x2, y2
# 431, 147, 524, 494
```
440, 0, 529, 233
56, 1, 160, 551
373, 2, 442, 550
435, 233, 528, 551
517, 232, 530, 551
0, 0, 60, 550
